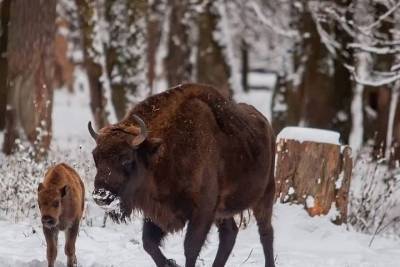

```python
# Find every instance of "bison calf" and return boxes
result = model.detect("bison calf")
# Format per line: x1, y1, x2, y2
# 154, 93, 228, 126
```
37, 163, 85, 267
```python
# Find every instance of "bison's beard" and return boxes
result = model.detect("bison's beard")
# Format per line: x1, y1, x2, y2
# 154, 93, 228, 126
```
104, 197, 133, 224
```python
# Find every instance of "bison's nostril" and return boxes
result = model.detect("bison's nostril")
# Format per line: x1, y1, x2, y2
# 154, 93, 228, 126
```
41, 216, 56, 226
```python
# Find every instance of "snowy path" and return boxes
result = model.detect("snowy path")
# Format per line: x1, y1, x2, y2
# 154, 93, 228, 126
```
0, 204, 399, 267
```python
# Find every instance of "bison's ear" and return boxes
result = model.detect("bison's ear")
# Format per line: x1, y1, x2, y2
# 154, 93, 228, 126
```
60, 185, 69, 198
38, 183, 44, 192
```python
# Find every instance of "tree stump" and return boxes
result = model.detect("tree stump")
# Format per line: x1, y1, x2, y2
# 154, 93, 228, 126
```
275, 127, 353, 224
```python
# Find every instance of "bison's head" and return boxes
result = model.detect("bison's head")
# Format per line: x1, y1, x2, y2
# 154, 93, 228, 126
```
37, 183, 69, 229
89, 115, 162, 221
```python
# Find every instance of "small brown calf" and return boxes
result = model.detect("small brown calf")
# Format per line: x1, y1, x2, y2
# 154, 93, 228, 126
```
37, 163, 85, 267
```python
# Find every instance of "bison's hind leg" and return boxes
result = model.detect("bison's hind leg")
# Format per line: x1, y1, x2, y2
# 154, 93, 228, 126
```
252, 184, 275, 267
142, 218, 179, 267
212, 217, 239, 267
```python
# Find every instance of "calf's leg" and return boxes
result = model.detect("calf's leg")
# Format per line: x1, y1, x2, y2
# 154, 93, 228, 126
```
142, 218, 178, 267
65, 220, 79, 267
43, 227, 58, 267
212, 217, 238, 267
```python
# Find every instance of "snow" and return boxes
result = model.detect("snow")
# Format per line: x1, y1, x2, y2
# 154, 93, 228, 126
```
305, 196, 315, 208
53, 74, 93, 141
235, 90, 273, 121
247, 72, 277, 89
1, 204, 400, 267
277, 127, 341, 145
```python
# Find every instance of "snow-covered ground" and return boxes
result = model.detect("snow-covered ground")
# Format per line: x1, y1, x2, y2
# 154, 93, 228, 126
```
0, 204, 400, 267
1, 87, 400, 266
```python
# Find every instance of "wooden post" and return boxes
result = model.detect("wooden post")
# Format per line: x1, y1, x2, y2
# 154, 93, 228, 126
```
275, 127, 353, 224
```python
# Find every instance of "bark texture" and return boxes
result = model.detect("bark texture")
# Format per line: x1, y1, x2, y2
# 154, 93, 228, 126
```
196, 1, 230, 97
75, 0, 109, 128
275, 138, 352, 224
3, 0, 56, 158
164, 0, 191, 87
0, 0, 11, 130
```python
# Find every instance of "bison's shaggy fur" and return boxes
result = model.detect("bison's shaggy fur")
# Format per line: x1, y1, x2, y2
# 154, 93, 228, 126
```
37, 163, 85, 267
90, 84, 276, 267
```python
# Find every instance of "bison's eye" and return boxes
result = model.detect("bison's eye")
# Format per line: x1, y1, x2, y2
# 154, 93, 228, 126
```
122, 160, 134, 168
52, 201, 59, 208
122, 160, 136, 174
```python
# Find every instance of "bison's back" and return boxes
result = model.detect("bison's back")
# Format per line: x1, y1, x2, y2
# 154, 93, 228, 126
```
128, 84, 275, 220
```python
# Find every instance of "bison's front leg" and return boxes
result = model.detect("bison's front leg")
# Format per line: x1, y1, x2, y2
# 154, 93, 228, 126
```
65, 220, 79, 267
43, 227, 58, 267
184, 214, 213, 267
142, 219, 179, 267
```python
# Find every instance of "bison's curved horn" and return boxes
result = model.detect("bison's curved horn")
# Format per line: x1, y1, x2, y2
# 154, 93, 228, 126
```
88, 121, 99, 140
131, 114, 148, 147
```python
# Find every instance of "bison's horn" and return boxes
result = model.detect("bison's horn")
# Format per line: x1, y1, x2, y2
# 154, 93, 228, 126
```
131, 114, 148, 147
88, 121, 99, 140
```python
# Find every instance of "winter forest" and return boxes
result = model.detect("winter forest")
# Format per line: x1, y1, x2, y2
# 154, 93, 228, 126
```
1, 0, 400, 266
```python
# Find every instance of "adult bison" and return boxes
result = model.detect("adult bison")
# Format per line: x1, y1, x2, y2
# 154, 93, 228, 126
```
89, 84, 276, 267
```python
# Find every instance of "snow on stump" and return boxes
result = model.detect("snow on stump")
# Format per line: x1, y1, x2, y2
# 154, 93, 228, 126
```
275, 127, 352, 224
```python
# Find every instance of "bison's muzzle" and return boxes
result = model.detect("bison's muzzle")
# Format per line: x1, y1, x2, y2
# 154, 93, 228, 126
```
92, 188, 119, 209
41, 215, 57, 228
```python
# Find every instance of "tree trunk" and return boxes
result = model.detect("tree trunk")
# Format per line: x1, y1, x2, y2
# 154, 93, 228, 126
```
0, 0, 10, 130
349, 0, 374, 154
75, 0, 109, 128
104, 0, 148, 120
272, 1, 353, 143
3, 0, 56, 159
164, 0, 191, 87
196, 1, 231, 97
147, 0, 163, 94
241, 41, 249, 92
275, 136, 352, 224
388, 6, 400, 167
299, 4, 337, 129
332, 0, 353, 144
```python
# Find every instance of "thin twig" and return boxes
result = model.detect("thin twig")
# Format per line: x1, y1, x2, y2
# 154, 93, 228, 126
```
242, 248, 254, 264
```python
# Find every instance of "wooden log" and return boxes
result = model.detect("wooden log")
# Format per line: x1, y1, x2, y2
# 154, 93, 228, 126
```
275, 127, 353, 224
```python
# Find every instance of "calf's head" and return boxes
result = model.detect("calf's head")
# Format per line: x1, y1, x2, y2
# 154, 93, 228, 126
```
37, 183, 69, 228
89, 115, 161, 220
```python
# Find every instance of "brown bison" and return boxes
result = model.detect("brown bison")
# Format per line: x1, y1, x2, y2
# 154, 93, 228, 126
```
37, 163, 85, 267
89, 84, 276, 267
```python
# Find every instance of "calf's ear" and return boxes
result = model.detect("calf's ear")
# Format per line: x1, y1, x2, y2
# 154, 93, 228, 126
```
60, 185, 69, 198
38, 183, 44, 192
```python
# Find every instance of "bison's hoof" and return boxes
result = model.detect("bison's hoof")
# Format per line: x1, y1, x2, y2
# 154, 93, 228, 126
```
165, 259, 180, 267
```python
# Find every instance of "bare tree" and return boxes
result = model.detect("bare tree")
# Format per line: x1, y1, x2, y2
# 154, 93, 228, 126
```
104, 0, 148, 120
164, 0, 192, 87
0, 0, 10, 130
3, 0, 56, 159
196, 0, 230, 96
75, 0, 109, 128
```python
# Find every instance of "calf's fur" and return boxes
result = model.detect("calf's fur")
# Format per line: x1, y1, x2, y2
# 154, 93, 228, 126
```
37, 163, 85, 267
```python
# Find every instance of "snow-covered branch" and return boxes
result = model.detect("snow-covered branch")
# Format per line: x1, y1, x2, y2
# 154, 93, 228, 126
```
249, 1, 299, 39
345, 63, 400, 87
